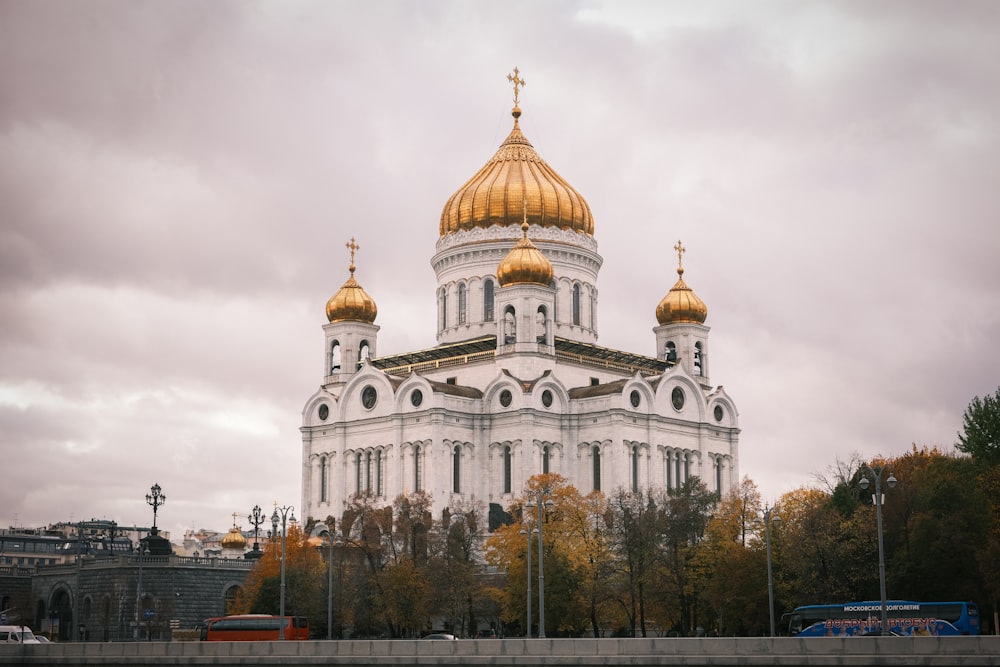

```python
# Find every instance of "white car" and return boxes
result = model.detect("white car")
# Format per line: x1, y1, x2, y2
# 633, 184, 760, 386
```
0, 625, 42, 644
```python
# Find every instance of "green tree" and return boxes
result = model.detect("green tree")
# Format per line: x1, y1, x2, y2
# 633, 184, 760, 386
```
957, 386, 1000, 465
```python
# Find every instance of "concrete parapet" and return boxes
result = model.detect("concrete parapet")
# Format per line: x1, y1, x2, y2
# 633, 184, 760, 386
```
3, 636, 1000, 666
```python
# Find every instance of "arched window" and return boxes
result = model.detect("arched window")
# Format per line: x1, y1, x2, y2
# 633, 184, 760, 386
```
504, 307, 517, 344
376, 450, 383, 497
592, 446, 601, 491
453, 445, 462, 493
536, 306, 547, 343
665, 341, 677, 363
542, 445, 550, 474
355, 452, 363, 493
365, 450, 372, 492
359, 340, 371, 366
330, 341, 342, 374
631, 446, 639, 492
440, 288, 448, 331
572, 284, 581, 326
414, 445, 423, 491
694, 342, 703, 375
590, 290, 597, 329
503, 445, 512, 494
458, 283, 467, 325
320, 456, 328, 503
484, 279, 495, 322
715, 456, 722, 493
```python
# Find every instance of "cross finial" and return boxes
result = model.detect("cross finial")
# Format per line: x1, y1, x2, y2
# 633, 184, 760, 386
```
346, 237, 359, 274
507, 67, 526, 106
232, 511, 240, 527
674, 240, 686, 275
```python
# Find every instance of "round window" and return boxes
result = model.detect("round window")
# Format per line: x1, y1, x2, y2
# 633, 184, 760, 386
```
630, 390, 641, 408
499, 389, 512, 407
411, 389, 423, 407
361, 385, 378, 410
714, 405, 724, 422
671, 386, 685, 411
318, 404, 329, 421
542, 390, 553, 408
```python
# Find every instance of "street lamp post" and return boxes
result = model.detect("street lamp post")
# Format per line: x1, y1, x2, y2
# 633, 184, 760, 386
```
146, 483, 166, 535
246, 505, 265, 560
270, 504, 295, 640
763, 506, 781, 637
525, 488, 553, 638
859, 464, 897, 636
320, 528, 340, 640
519, 522, 534, 638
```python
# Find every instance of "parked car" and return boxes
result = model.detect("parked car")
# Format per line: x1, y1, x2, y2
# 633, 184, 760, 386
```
423, 633, 457, 640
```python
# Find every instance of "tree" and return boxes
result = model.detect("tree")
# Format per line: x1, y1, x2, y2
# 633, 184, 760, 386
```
957, 386, 1000, 465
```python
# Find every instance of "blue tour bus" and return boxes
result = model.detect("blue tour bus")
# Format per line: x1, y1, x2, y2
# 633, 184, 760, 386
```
782, 600, 980, 637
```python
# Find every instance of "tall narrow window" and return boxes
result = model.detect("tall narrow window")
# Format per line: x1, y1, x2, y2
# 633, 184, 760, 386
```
365, 450, 372, 492
503, 445, 512, 494
694, 342, 703, 375
572, 284, 581, 326
590, 290, 596, 329
440, 288, 448, 331
359, 340, 371, 365
542, 445, 550, 474
536, 306, 547, 343
666, 451, 673, 490
458, 283, 467, 325
484, 279, 495, 322
376, 450, 383, 497
504, 307, 516, 343
631, 446, 639, 492
414, 445, 423, 491
665, 341, 677, 363
330, 341, 342, 374
356, 452, 363, 494
320, 456, 328, 503
592, 446, 601, 491
715, 456, 722, 493
453, 445, 462, 493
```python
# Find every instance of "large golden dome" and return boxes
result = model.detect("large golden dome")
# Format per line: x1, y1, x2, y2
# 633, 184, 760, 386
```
497, 223, 555, 287
656, 241, 708, 325
326, 238, 378, 324
221, 524, 247, 550
439, 86, 593, 237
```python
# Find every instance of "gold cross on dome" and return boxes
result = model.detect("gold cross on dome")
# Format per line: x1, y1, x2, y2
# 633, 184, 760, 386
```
674, 240, 686, 271
346, 237, 360, 264
507, 67, 526, 106
232, 512, 240, 527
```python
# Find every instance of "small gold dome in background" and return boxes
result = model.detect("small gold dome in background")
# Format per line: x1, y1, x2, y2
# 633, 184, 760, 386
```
656, 240, 708, 325
439, 101, 593, 237
221, 524, 247, 550
497, 223, 555, 287
326, 238, 378, 324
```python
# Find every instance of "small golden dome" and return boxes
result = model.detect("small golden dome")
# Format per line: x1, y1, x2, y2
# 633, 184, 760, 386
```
497, 222, 555, 287
439, 70, 593, 237
656, 241, 708, 325
221, 525, 247, 550
326, 238, 378, 324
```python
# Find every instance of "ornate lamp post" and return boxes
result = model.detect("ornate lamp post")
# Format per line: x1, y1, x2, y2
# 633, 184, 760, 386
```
859, 464, 897, 635
525, 488, 554, 638
319, 527, 340, 640
146, 483, 166, 535
270, 504, 295, 640
246, 505, 265, 560
763, 505, 781, 637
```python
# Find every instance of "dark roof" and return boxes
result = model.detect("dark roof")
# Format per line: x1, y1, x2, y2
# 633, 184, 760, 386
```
370, 336, 496, 375
568, 378, 629, 399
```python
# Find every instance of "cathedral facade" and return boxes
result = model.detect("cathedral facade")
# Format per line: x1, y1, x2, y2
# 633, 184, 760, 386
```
301, 75, 739, 527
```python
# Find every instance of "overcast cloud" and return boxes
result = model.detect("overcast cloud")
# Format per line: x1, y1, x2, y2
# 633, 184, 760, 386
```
1, 1, 998, 540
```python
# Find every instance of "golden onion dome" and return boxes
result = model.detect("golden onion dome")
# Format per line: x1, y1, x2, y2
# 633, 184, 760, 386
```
656, 241, 708, 325
439, 69, 593, 237
221, 524, 247, 550
326, 238, 378, 324
497, 222, 555, 287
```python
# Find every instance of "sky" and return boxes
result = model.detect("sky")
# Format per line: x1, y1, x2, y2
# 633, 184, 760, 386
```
1, 1, 998, 541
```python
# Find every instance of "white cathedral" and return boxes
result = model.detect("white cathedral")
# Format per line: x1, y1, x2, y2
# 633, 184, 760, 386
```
301, 72, 740, 527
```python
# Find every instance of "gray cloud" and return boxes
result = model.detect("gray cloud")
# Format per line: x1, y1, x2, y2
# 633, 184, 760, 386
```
1, 0, 998, 537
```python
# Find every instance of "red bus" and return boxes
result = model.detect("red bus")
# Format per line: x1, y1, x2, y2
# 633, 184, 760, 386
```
199, 615, 309, 641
